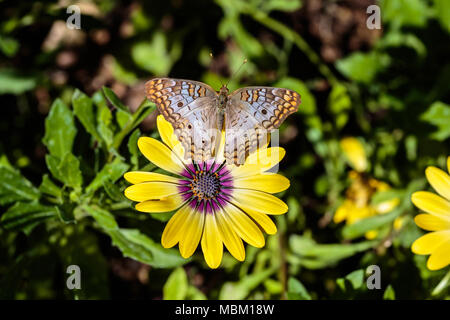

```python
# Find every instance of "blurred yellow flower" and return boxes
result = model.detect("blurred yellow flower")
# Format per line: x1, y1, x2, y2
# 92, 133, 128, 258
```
411, 156, 450, 271
340, 137, 368, 172
334, 170, 400, 239
123, 115, 290, 268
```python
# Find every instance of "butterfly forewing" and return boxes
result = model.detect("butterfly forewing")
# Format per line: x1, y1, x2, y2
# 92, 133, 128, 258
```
145, 78, 221, 162
224, 87, 301, 165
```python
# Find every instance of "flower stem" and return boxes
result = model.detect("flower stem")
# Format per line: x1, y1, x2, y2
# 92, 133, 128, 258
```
108, 99, 155, 161
432, 268, 450, 297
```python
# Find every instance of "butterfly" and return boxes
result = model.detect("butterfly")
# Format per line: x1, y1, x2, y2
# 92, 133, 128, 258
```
145, 78, 301, 165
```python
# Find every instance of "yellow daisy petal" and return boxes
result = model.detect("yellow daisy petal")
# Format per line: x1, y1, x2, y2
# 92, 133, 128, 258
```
334, 201, 351, 223
124, 181, 179, 202
124, 171, 180, 184
135, 195, 184, 213
234, 173, 290, 193
365, 230, 378, 240
179, 210, 205, 259
374, 198, 400, 214
156, 115, 185, 159
223, 204, 265, 248
447, 156, 450, 174
414, 213, 450, 231
426, 166, 450, 201
340, 137, 367, 172
232, 147, 286, 178
411, 230, 450, 255
137, 137, 185, 175
161, 205, 191, 248
215, 208, 245, 261
232, 188, 288, 215
243, 207, 277, 235
427, 240, 450, 270
393, 217, 404, 230
215, 130, 226, 164
411, 191, 450, 217
201, 213, 223, 269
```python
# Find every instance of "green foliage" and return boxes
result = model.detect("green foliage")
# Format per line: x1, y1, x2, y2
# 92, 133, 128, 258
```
1, 0, 449, 300
421, 101, 450, 141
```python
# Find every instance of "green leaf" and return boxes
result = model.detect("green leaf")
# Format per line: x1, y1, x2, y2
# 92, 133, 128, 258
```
380, 0, 428, 29
264, 279, 282, 295
377, 32, 426, 57
39, 174, 62, 199
60, 153, 83, 189
261, 0, 302, 12
383, 284, 396, 300
289, 235, 376, 268
0, 201, 57, 233
186, 286, 207, 300
72, 89, 102, 142
116, 109, 133, 129
46, 153, 82, 189
102, 86, 129, 111
421, 101, 450, 141
128, 129, 141, 169
218, 14, 264, 58
56, 204, 75, 223
336, 52, 390, 84
328, 83, 351, 113
103, 180, 127, 201
434, 0, 450, 33
0, 166, 40, 205
131, 32, 182, 75
370, 189, 403, 206
42, 99, 77, 159
86, 158, 129, 193
0, 68, 36, 94
328, 83, 351, 129
336, 269, 365, 292
341, 209, 402, 240
93, 91, 115, 147
287, 277, 311, 300
274, 77, 316, 114
83, 205, 118, 230
106, 228, 187, 268
219, 268, 275, 299
0, 35, 19, 57
129, 101, 155, 131
163, 267, 188, 300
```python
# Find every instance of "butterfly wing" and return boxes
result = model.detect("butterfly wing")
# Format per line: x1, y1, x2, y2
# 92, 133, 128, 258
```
145, 78, 221, 162
225, 86, 300, 165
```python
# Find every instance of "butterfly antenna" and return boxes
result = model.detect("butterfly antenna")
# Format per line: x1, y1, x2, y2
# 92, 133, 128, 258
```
209, 51, 225, 88
226, 58, 247, 87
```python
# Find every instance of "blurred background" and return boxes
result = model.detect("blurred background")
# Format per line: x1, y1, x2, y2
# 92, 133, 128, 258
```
0, 0, 449, 300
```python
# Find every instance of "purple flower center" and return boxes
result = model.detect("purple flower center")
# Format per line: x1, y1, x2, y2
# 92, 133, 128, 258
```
178, 161, 233, 214
191, 170, 221, 200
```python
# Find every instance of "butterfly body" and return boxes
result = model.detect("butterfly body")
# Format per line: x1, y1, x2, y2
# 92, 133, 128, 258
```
146, 78, 300, 165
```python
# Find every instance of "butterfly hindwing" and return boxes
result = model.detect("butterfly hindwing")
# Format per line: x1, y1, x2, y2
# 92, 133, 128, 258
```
145, 78, 220, 162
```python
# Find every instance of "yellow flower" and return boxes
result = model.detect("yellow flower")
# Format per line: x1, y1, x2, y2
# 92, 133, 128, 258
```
411, 156, 450, 271
340, 137, 368, 172
334, 170, 400, 239
123, 115, 290, 268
